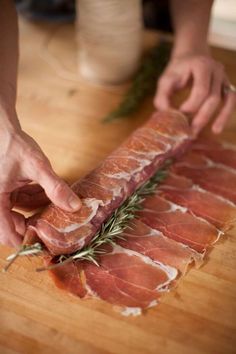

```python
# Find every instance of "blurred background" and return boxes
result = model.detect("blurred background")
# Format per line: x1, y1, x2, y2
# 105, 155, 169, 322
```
210, 0, 236, 50
15, 0, 236, 50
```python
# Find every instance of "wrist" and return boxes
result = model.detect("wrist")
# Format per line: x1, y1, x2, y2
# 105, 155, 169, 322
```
171, 42, 210, 60
171, 30, 210, 59
0, 103, 21, 135
170, 0, 212, 60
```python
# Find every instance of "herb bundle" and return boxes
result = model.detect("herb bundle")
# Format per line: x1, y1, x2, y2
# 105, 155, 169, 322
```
103, 41, 171, 123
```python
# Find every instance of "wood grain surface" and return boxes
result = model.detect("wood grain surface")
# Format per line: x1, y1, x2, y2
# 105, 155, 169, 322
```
0, 19, 236, 354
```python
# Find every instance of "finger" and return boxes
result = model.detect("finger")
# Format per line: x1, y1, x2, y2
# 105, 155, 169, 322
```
11, 184, 50, 211
191, 72, 223, 135
29, 163, 81, 212
154, 74, 185, 110
11, 211, 26, 236
0, 194, 22, 247
181, 63, 211, 113
212, 91, 236, 134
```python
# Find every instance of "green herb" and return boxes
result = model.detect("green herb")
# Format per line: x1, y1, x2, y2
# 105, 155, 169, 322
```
4, 162, 171, 272
36, 163, 170, 272
3, 243, 43, 272
103, 41, 171, 123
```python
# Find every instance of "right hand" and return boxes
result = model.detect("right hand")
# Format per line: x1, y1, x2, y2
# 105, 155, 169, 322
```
154, 52, 236, 135
0, 125, 81, 247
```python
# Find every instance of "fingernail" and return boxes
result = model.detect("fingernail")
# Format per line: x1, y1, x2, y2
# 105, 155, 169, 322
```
68, 195, 81, 211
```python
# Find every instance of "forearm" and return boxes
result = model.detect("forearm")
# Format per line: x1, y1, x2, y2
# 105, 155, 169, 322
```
0, 0, 20, 131
170, 0, 213, 57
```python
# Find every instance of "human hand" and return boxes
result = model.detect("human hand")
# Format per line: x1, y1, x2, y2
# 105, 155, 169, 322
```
154, 52, 236, 135
0, 124, 81, 247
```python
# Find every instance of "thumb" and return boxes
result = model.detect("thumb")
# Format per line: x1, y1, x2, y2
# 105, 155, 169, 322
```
33, 164, 81, 212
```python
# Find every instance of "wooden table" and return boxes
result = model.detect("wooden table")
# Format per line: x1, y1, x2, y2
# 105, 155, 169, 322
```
0, 19, 236, 354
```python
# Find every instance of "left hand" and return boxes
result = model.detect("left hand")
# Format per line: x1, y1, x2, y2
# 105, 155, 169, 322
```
154, 52, 236, 135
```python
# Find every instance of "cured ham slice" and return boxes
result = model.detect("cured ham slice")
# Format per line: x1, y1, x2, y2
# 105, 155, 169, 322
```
45, 134, 236, 315
158, 173, 236, 230
172, 152, 236, 204
49, 261, 87, 298
192, 138, 236, 169
26, 110, 191, 255
48, 244, 177, 312
138, 195, 221, 253
117, 219, 201, 274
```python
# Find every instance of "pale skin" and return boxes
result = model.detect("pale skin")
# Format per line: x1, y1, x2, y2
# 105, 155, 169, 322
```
0, 0, 235, 247
154, 0, 236, 134
0, 1, 82, 247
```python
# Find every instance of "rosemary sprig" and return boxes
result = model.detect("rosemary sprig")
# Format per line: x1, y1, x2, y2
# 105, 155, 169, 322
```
103, 41, 171, 123
3, 242, 43, 272
4, 162, 171, 272
36, 163, 170, 272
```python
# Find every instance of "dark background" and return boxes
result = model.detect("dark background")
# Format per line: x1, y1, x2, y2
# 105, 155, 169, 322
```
15, 0, 173, 32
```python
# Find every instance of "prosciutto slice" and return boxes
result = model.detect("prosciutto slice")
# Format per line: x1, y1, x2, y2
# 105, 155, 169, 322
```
48, 244, 177, 312
117, 219, 201, 274
158, 173, 236, 230
48, 260, 87, 299
26, 111, 191, 255
172, 152, 236, 204
192, 138, 236, 169
138, 195, 221, 253
46, 133, 236, 315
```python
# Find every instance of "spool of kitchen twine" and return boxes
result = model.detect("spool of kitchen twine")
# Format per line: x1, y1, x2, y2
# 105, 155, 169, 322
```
77, 0, 143, 85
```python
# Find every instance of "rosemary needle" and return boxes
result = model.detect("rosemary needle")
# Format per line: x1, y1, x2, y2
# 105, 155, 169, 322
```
4, 162, 171, 272
3, 243, 43, 272
37, 163, 170, 271
103, 41, 171, 123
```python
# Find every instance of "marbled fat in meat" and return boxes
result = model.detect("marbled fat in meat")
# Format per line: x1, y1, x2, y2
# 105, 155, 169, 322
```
158, 173, 236, 230
117, 219, 201, 274
26, 110, 191, 255
138, 195, 221, 253
192, 138, 236, 169
172, 152, 236, 204
48, 244, 177, 310
47, 136, 236, 315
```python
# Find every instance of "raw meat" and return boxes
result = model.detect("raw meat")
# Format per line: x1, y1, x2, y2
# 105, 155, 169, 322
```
48, 244, 177, 312
45, 134, 236, 315
48, 260, 87, 298
172, 152, 236, 204
138, 195, 221, 253
158, 173, 236, 230
26, 110, 191, 255
117, 219, 202, 274
192, 138, 236, 169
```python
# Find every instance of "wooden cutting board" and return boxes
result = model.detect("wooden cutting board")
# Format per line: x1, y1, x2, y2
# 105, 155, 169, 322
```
0, 19, 236, 354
